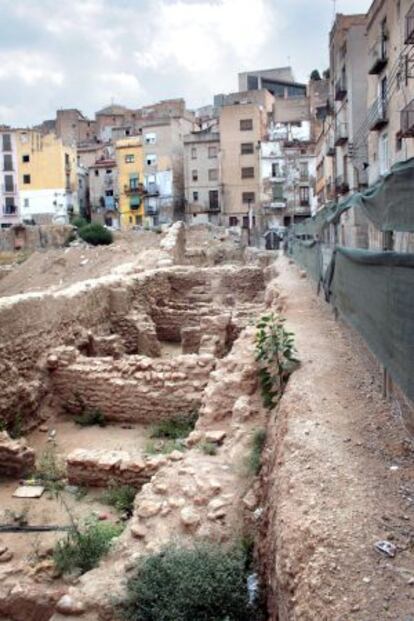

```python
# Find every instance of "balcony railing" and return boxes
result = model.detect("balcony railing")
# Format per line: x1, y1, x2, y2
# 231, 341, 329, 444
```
325, 136, 336, 157
335, 77, 347, 101
401, 98, 414, 137
368, 37, 388, 75
334, 122, 348, 146
299, 171, 309, 182
124, 182, 145, 196
2, 206, 17, 216
406, 6, 414, 44
335, 175, 350, 195
369, 97, 388, 131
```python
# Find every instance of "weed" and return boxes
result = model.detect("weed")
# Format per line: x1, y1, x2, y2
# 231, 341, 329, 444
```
73, 486, 88, 501
8, 413, 23, 439
247, 429, 267, 476
150, 412, 197, 441
200, 441, 218, 456
144, 438, 185, 455
53, 517, 123, 575
74, 408, 106, 427
255, 314, 298, 409
36, 444, 66, 494
118, 542, 262, 621
101, 484, 137, 516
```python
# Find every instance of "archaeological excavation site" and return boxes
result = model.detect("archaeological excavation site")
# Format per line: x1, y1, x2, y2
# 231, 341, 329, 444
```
1, 223, 414, 621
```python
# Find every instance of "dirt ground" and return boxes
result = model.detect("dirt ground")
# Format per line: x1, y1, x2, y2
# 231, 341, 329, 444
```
263, 255, 414, 621
0, 230, 162, 297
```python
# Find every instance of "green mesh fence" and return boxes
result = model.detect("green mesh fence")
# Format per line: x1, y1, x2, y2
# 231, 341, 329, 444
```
289, 238, 323, 283
328, 248, 414, 402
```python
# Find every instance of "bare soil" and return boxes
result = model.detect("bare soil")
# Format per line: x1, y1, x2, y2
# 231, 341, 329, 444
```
262, 255, 414, 620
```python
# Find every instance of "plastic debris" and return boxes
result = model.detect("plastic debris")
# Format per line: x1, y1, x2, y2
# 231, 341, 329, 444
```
374, 540, 397, 558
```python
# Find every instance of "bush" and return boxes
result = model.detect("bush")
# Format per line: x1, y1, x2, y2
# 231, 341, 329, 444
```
36, 444, 66, 493
150, 412, 197, 441
145, 438, 185, 455
79, 223, 113, 246
74, 408, 106, 427
53, 518, 122, 575
119, 543, 258, 621
71, 216, 88, 229
101, 484, 137, 516
248, 429, 267, 476
200, 441, 218, 456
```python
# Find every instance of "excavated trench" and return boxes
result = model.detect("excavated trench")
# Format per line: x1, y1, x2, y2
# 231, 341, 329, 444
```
0, 235, 283, 620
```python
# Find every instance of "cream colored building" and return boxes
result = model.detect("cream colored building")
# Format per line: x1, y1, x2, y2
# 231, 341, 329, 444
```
219, 102, 268, 228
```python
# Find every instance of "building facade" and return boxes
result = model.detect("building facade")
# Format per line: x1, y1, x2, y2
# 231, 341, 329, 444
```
0, 129, 20, 228
184, 127, 220, 225
115, 137, 144, 229
89, 157, 118, 228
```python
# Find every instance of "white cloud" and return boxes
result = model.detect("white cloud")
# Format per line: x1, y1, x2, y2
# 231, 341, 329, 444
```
0, 51, 64, 86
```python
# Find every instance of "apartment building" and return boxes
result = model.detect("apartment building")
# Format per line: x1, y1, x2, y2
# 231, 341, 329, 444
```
56, 109, 97, 146
219, 102, 267, 229
16, 131, 78, 224
115, 137, 144, 229
184, 126, 220, 225
0, 129, 20, 228
141, 116, 193, 225
89, 157, 118, 228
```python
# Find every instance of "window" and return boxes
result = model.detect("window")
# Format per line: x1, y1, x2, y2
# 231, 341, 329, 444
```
22, 154, 30, 163
272, 183, 284, 201
144, 132, 156, 145
208, 146, 217, 158
23, 174, 31, 184
209, 190, 219, 210
299, 186, 310, 206
4, 174, 13, 192
2, 134, 11, 151
299, 162, 309, 180
192, 170, 198, 182
105, 190, 114, 197
146, 154, 157, 166
241, 167, 254, 179
129, 174, 139, 190
242, 192, 255, 204
191, 147, 197, 159
242, 216, 249, 229
241, 142, 254, 154
271, 162, 280, 177
65, 153, 70, 166
240, 119, 253, 131
23, 198, 29, 208
229, 216, 238, 226
193, 191, 199, 201
4, 197, 16, 214
105, 169, 112, 174
95, 169, 99, 176
3, 154, 12, 171
135, 215, 142, 225
208, 169, 218, 181
125, 154, 135, 163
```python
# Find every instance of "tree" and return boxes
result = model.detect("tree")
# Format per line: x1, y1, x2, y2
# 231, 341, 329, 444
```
323, 68, 330, 80
310, 69, 322, 81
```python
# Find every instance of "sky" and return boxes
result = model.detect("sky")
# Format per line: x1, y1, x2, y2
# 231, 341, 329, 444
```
0, 0, 372, 127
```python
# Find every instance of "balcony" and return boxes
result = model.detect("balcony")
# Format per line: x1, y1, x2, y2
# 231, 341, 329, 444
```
401, 99, 414, 137
335, 175, 350, 195
325, 136, 336, 157
335, 78, 347, 101
334, 122, 348, 146
369, 97, 388, 131
145, 182, 160, 197
2, 205, 17, 216
405, 5, 414, 44
124, 182, 145, 196
368, 37, 388, 75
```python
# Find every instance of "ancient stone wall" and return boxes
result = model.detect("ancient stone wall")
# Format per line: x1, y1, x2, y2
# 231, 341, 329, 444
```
0, 224, 73, 252
47, 347, 216, 423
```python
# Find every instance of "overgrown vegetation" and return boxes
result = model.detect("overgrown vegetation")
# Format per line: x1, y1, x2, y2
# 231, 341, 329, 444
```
0, 413, 23, 439
36, 443, 66, 493
101, 484, 137, 517
71, 216, 89, 229
150, 412, 197, 440
247, 429, 267, 476
255, 313, 298, 409
200, 441, 218, 456
118, 543, 263, 621
145, 438, 185, 455
78, 222, 113, 246
54, 518, 123, 576
74, 407, 106, 427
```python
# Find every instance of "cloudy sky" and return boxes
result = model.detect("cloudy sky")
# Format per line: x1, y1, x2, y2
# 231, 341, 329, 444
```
0, 0, 372, 127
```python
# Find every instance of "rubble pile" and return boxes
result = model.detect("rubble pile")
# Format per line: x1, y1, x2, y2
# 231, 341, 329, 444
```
0, 431, 35, 478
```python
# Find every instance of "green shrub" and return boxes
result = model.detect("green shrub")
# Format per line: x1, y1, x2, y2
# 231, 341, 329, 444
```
248, 429, 267, 476
150, 412, 197, 441
79, 223, 113, 246
71, 216, 88, 229
200, 441, 218, 456
101, 484, 137, 516
74, 408, 106, 427
144, 438, 185, 455
119, 543, 258, 621
53, 518, 122, 575
36, 444, 65, 493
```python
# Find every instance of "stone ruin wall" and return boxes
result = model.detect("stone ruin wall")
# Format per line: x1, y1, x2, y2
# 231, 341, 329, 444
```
0, 262, 266, 430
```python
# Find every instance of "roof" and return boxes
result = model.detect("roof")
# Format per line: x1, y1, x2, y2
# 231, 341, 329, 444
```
96, 104, 128, 116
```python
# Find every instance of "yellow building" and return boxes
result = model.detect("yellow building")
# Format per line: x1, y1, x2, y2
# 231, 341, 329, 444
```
15, 130, 77, 224
115, 137, 144, 229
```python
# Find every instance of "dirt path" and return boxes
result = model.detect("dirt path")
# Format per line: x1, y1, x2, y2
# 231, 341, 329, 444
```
262, 256, 414, 621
